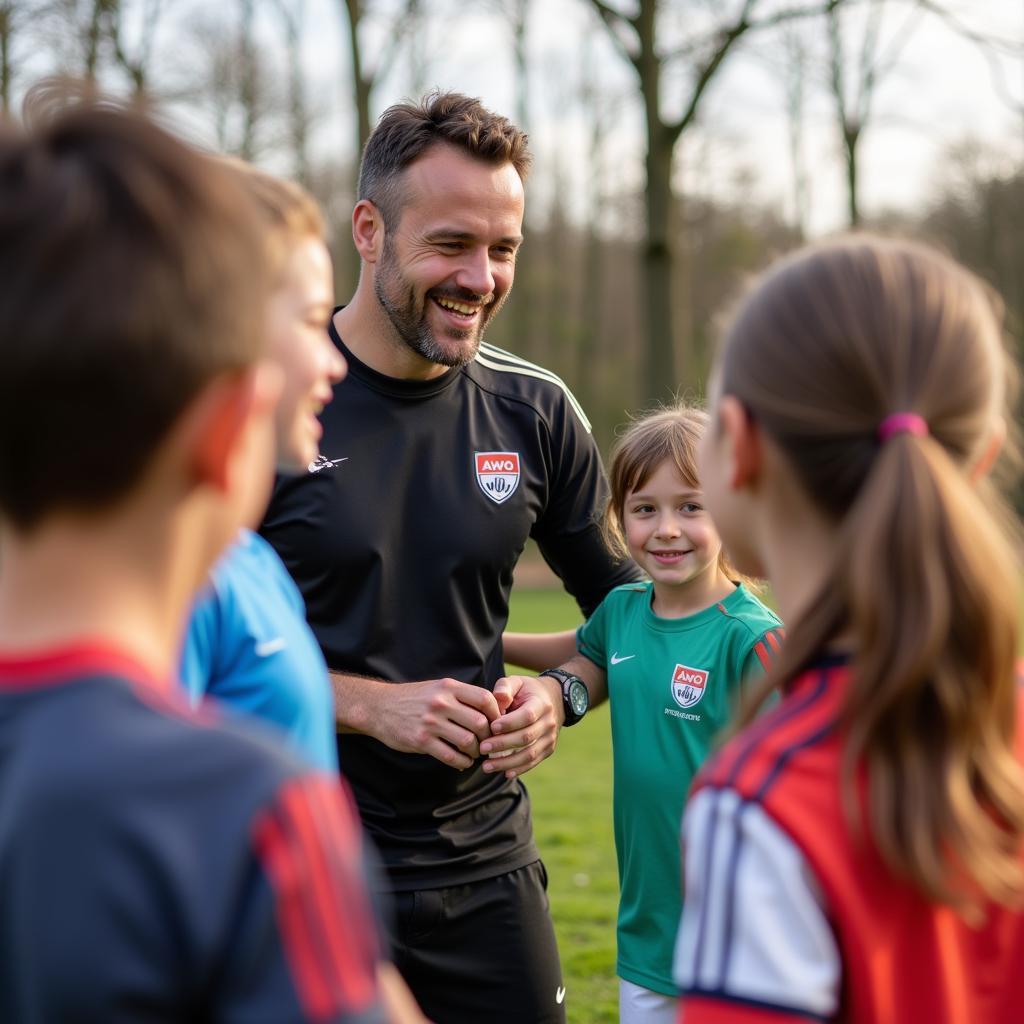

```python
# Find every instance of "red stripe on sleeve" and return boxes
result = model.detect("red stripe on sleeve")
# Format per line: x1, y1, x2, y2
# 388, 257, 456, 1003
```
278, 778, 378, 1008
304, 780, 379, 962
252, 806, 335, 1020
754, 641, 772, 672
765, 629, 783, 654
253, 775, 378, 1021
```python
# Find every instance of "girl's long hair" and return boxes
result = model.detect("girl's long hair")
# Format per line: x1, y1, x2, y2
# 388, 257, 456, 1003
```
722, 235, 1024, 917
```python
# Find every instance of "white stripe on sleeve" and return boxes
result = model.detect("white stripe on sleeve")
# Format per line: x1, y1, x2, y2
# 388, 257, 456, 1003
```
674, 787, 841, 1019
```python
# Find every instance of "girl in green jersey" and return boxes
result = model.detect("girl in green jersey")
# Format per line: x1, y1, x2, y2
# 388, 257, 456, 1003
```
502, 404, 782, 1024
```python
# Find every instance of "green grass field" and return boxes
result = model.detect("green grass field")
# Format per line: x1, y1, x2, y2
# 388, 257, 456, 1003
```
506, 587, 620, 1024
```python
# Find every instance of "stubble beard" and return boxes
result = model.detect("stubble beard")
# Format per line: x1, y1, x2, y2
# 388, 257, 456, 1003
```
373, 242, 506, 369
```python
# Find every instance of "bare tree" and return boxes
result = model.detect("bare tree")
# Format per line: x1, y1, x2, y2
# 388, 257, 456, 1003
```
176, 3, 282, 162
237, 0, 259, 160
779, 25, 812, 235
83, 0, 110, 79
577, 30, 628, 412
825, 0, 1024, 228
107, 0, 166, 95
0, 0, 40, 113
271, 0, 314, 184
508, 0, 530, 133
32, 0, 167, 96
826, 0, 921, 225
0, 2, 12, 113
585, 0, 845, 402
338, 0, 420, 157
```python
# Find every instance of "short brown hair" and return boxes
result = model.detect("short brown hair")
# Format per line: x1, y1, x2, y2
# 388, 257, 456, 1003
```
217, 157, 325, 279
357, 91, 531, 229
604, 404, 738, 580
0, 89, 269, 531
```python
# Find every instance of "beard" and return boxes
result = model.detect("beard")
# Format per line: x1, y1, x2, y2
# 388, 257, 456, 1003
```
373, 239, 507, 368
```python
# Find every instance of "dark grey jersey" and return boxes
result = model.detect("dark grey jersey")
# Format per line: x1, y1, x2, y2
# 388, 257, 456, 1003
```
260, 320, 639, 889
0, 644, 384, 1023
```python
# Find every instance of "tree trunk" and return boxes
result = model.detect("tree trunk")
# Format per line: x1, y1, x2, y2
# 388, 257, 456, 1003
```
282, 0, 310, 184
643, 131, 676, 402
512, 0, 529, 135
0, 5, 10, 115
343, 0, 372, 157
844, 126, 860, 226
84, 0, 108, 80
238, 0, 257, 161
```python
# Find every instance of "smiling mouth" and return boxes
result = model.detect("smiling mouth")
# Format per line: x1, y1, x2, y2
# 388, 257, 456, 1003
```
651, 550, 692, 560
433, 295, 481, 320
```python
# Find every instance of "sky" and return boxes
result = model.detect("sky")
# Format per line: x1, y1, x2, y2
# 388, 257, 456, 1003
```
40, 0, 1024, 235
298, 0, 1024, 234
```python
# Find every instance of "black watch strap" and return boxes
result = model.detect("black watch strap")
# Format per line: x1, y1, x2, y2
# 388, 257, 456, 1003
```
539, 668, 589, 727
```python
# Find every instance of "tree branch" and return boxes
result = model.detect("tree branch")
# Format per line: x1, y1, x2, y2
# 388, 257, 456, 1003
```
365, 0, 420, 84
910, 0, 1024, 114
660, 0, 852, 66
586, 0, 639, 66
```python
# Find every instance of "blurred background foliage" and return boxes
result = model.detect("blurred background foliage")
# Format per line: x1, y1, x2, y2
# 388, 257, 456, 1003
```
4, 0, 1022, 453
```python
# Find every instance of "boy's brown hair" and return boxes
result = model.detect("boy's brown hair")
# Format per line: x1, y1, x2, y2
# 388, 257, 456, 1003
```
217, 157, 325, 279
0, 90, 269, 531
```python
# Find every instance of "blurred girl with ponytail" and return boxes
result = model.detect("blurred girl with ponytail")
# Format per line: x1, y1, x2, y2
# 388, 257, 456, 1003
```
674, 235, 1024, 1024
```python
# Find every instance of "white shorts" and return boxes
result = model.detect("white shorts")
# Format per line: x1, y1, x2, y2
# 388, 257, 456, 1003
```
619, 978, 676, 1024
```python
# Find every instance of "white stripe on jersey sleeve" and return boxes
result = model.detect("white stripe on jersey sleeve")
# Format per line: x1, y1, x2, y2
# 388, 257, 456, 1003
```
475, 344, 592, 433
674, 787, 840, 1019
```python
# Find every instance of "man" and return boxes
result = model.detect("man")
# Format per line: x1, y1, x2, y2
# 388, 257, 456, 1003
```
0, 95, 388, 1023
261, 92, 639, 1023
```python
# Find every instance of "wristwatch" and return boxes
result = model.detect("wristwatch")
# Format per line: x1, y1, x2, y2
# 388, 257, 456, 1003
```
539, 668, 589, 727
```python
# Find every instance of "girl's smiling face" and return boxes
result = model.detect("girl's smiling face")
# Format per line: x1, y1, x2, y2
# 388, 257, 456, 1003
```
622, 458, 725, 595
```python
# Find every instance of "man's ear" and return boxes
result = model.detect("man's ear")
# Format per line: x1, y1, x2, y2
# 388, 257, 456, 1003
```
184, 362, 283, 493
718, 395, 761, 491
352, 199, 385, 264
970, 415, 1006, 483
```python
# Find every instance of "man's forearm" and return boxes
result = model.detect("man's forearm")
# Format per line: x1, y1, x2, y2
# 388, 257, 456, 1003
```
329, 670, 389, 735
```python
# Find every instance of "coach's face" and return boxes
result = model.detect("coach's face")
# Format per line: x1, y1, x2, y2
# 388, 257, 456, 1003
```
373, 144, 524, 370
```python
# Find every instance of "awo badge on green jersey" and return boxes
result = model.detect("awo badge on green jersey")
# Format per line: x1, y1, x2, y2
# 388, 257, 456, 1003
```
672, 663, 708, 709
475, 451, 520, 504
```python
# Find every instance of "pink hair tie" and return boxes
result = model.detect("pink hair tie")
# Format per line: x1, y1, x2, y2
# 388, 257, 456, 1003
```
878, 412, 928, 443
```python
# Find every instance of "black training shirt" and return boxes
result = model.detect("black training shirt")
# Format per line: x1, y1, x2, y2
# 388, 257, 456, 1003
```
261, 320, 639, 889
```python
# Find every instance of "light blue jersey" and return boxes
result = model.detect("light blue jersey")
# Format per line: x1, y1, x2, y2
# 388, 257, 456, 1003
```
181, 530, 337, 771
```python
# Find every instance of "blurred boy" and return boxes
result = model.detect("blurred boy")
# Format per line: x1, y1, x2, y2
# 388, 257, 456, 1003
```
0, 93, 388, 1023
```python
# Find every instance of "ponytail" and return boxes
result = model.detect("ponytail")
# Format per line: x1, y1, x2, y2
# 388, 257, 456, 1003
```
723, 236, 1024, 917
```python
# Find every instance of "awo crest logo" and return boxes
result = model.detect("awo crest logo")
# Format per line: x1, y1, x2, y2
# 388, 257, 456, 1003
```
671, 663, 709, 709
475, 451, 521, 504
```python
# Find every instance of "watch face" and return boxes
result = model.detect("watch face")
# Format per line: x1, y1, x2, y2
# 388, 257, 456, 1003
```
568, 679, 589, 717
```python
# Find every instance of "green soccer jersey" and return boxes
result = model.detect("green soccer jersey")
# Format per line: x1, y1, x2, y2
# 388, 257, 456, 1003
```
576, 580, 783, 995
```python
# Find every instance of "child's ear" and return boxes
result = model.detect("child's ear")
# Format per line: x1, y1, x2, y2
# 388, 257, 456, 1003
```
718, 395, 761, 490
186, 362, 283, 492
970, 415, 1005, 483
352, 199, 385, 264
